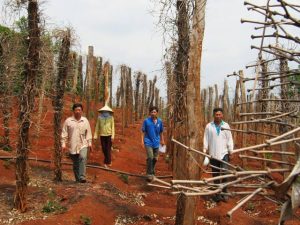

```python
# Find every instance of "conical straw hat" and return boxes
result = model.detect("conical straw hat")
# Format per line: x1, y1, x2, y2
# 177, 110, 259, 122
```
98, 105, 113, 112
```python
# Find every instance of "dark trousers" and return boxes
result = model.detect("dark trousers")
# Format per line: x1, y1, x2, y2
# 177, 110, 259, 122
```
210, 154, 229, 188
100, 136, 112, 164
145, 146, 159, 175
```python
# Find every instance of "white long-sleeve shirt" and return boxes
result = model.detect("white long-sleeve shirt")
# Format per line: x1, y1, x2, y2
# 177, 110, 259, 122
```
61, 116, 92, 154
203, 121, 234, 160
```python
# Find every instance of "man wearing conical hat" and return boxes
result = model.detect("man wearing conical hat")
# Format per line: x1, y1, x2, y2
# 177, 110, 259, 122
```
94, 105, 115, 168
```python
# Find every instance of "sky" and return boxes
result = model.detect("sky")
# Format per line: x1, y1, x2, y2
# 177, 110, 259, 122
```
0, 0, 296, 98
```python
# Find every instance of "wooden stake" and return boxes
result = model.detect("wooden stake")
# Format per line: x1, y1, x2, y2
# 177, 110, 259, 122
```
227, 188, 263, 219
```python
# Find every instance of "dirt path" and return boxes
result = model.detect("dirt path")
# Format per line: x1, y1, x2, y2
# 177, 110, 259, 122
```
0, 98, 299, 225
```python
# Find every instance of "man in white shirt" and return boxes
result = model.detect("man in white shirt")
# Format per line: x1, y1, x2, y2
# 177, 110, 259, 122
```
62, 103, 93, 183
203, 108, 233, 202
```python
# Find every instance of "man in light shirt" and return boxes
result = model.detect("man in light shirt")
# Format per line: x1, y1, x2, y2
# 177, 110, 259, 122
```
203, 108, 233, 202
62, 103, 93, 183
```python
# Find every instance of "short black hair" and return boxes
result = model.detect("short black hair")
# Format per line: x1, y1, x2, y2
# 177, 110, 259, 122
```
72, 103, 83, 111
213, 107, 223, 114
149, 106, 159, 113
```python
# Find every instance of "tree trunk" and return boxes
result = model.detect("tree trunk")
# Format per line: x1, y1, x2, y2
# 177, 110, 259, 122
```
134, 72, 142, 122
53, 29, 71, 182
259, 61, 269, 168
166, 62, 174, 160
222, 79, 229, 121
126, 67, 134, 125
109, 65, 113, 107
239, 70, 247, 152
173, 0, 189, 182
208, 86, 213, 121
15, 0, 41, 212
214, 84, 219, 108
77, 55, 83, 101
146, 80, 152, 112
175, 0, 206, 224
103, 61, 110, 105
141, 74, 147, 118
70, 52, 78, 102
201, 89, 207, 124
279, 58, 289, 177
233, 79, 240, 141
149, 76, 156, 108
85, 46, 94, 119
94, 56, 102, 112
155, 87, 159, 108
116, 86, 121, 108
160, 97, 164, 120
121, 65, 126, 134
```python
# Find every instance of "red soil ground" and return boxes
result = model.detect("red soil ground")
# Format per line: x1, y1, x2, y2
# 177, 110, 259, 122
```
0, 96, 299, 225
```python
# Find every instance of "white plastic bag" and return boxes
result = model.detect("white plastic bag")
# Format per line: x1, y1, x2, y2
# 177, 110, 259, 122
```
203, 156, 210, 166
159, 144, 166, 153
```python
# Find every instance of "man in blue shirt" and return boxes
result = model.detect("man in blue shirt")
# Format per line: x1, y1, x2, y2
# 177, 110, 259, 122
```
142, 106, 165, 181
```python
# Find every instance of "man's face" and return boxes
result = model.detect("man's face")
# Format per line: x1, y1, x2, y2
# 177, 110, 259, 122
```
214, 111, 223, 123
150, 109, 158, 119
73, 107, 83, 118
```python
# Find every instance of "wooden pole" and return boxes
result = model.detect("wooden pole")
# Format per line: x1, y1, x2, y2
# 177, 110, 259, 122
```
140, 74, 147, 119
166, 62, 174, 159
116, 86, 120, 108
94, 56, 103, 106
85, 46, 94, 119
155, 87, 160, 108
53, 29, 71, 182
227, 188, 263, 219
109, 65, 113, 107
134, 72, 142, 122
126, 67, 133, 125
149, 76, 157, 108
239, 70, 247, 165
214, 84, 219, 108
279, 58, 290, 178
208, 86, 213, 121
77, 55, 83, 101
103, 61, 110, 105
222, 80, 229, 121
202, 88, 207, 123
15, 0, 41, 212
120, 65, 126, 135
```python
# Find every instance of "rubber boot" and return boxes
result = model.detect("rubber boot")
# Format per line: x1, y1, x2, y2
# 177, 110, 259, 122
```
146, 158, 153, 175
152, 158, 157, 175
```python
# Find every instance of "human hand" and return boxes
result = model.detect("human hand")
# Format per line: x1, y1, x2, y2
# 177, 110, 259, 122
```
93, 139, 97, 147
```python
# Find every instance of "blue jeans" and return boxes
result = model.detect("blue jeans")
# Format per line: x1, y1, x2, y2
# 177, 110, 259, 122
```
69, 147, 88, 181
145, 146, 159, 175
